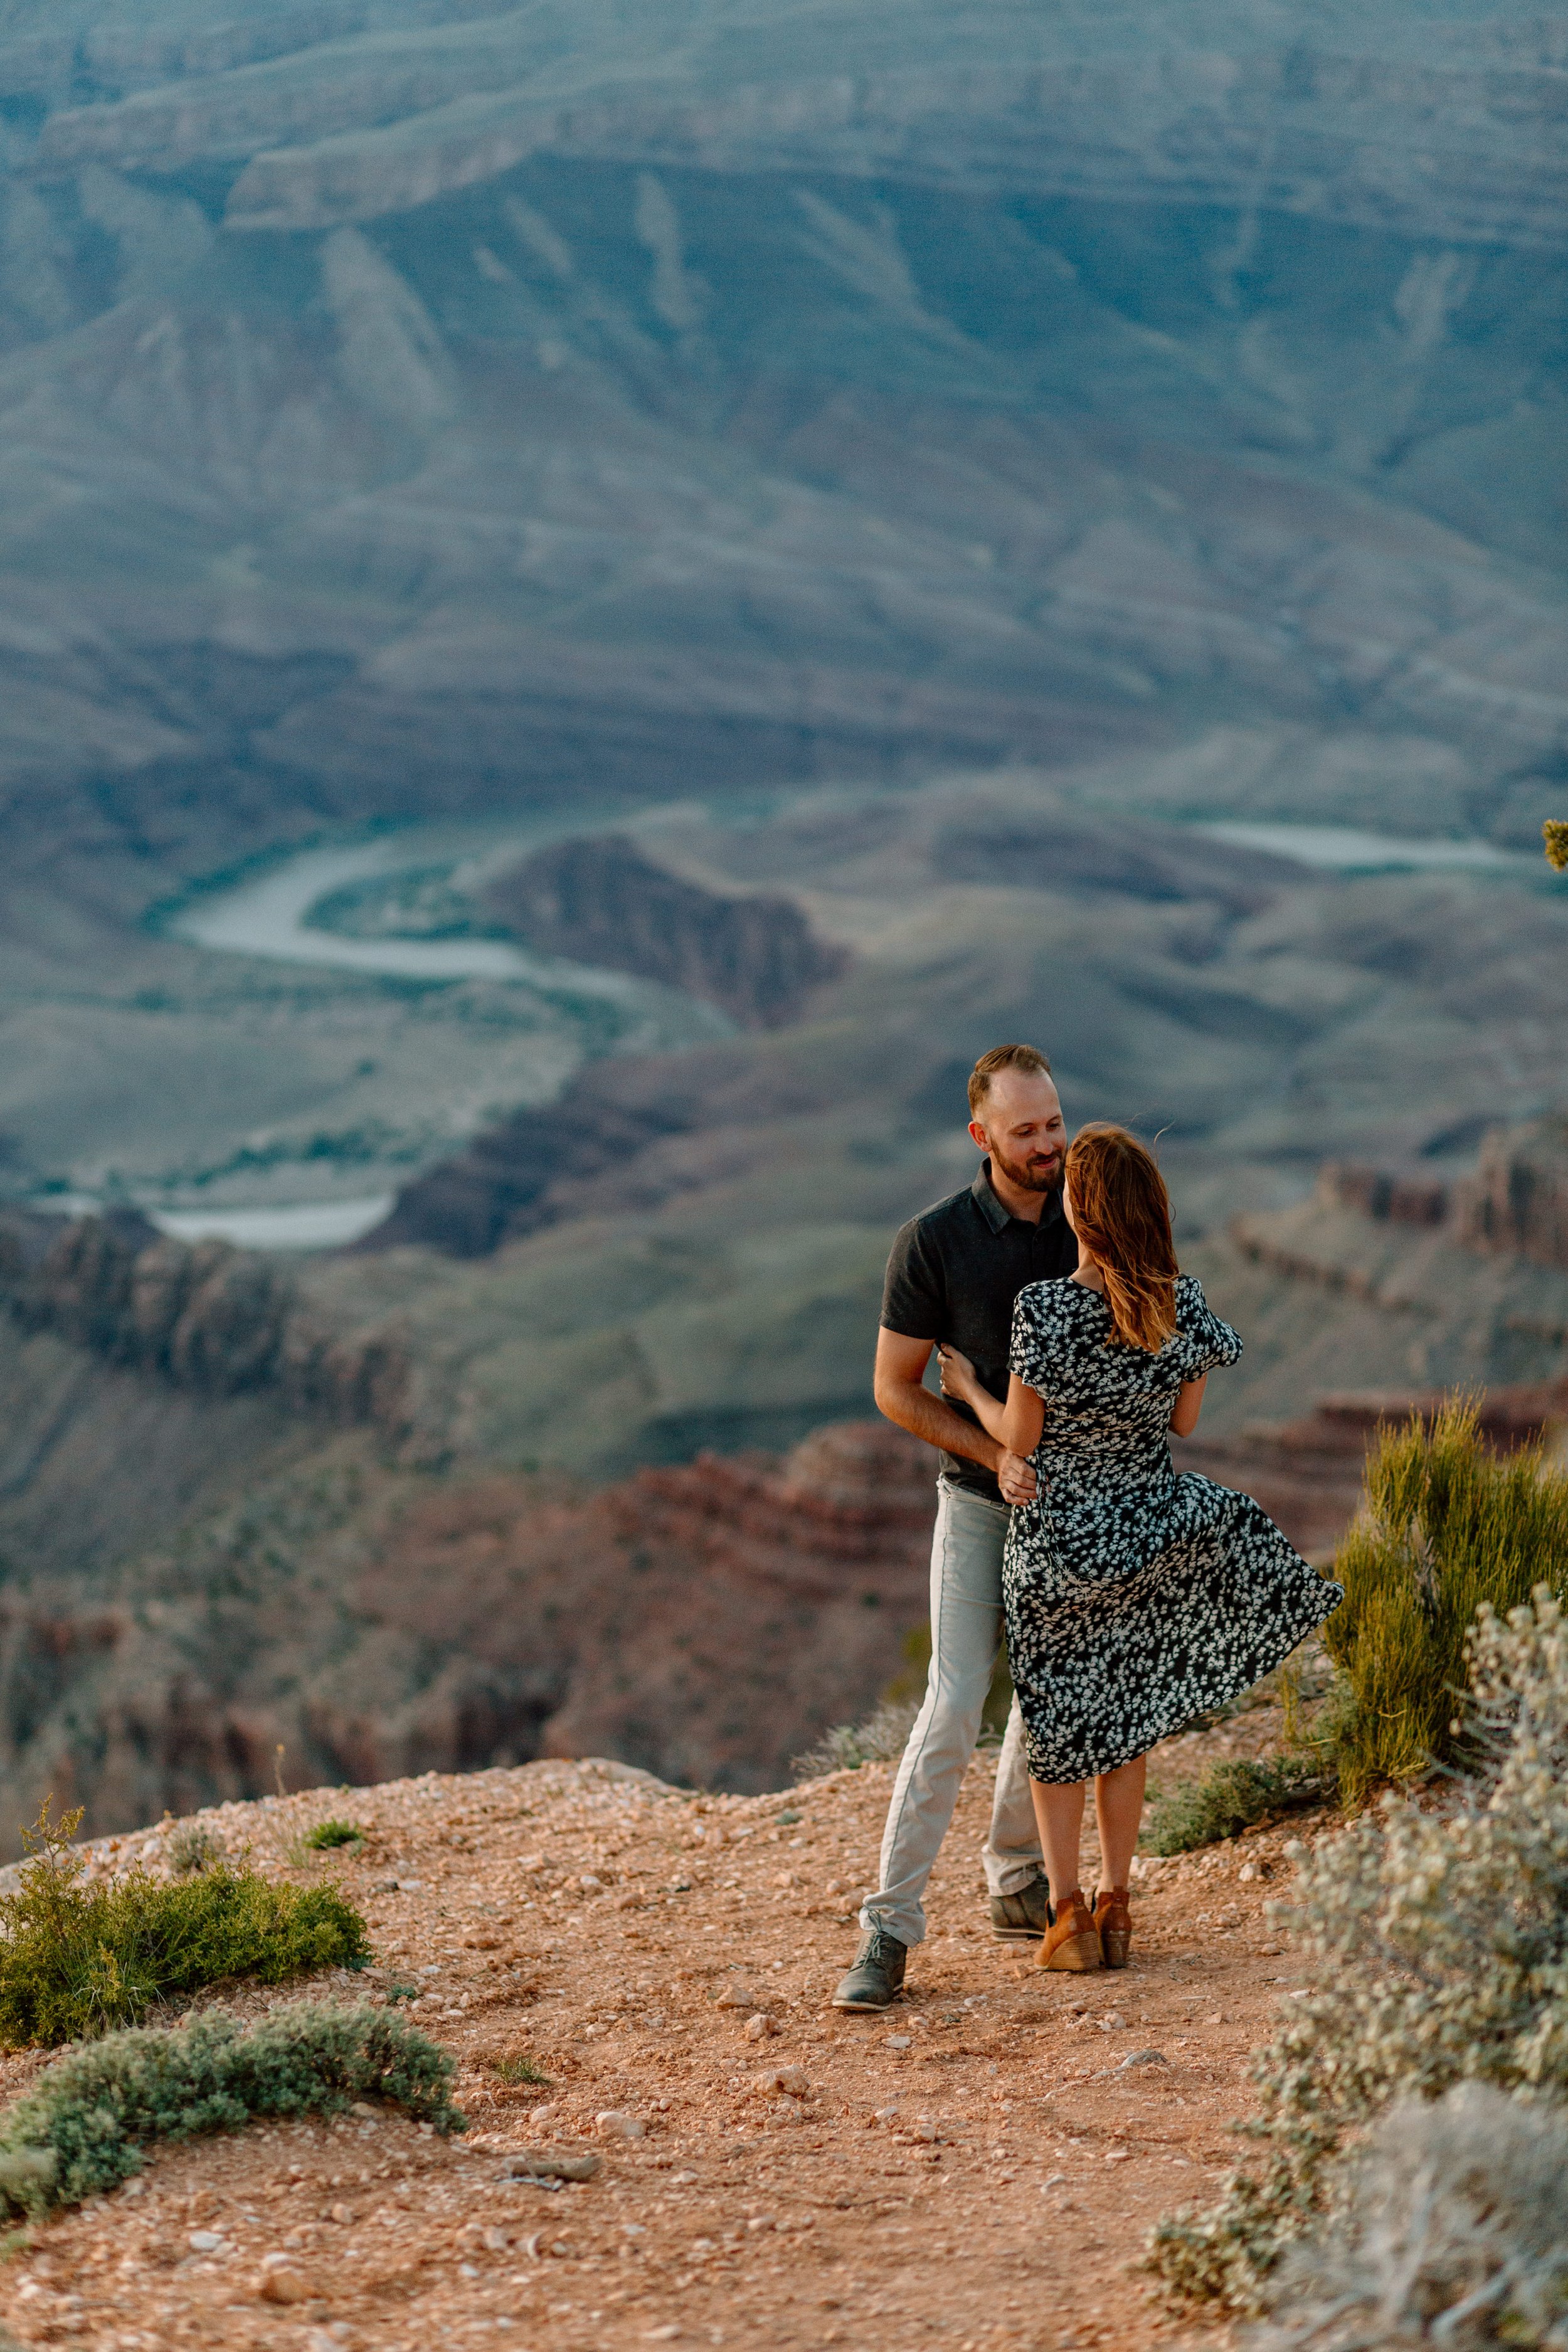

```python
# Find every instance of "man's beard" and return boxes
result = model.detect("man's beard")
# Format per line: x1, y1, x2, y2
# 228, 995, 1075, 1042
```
990, 1143, 1062, 1194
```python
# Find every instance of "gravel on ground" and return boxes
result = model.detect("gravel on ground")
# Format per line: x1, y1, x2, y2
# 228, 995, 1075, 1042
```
0, 1719, 1320, 2352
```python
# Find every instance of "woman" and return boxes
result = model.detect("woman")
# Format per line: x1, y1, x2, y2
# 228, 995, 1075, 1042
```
938, 1124, 1341, 1973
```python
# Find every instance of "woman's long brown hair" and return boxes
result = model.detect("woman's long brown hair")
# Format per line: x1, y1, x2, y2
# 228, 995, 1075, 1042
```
1064, 1124, 1179, 1352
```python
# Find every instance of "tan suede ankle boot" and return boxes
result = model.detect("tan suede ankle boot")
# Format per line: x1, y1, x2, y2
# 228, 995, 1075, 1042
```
1038, 1888, 1103, 1972
1093, 1885, 1131, 1969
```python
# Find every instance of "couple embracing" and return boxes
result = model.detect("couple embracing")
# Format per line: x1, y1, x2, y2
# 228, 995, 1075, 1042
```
833, 1044, 1340, 2008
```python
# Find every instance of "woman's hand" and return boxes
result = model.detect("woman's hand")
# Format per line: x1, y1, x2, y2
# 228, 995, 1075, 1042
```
940, 1352, 1047, 1461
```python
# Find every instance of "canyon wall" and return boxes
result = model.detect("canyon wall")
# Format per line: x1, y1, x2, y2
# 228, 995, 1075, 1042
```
0, 1209, 408, 1428
486, 835, 848, 1030
0, 1416, 938, 1847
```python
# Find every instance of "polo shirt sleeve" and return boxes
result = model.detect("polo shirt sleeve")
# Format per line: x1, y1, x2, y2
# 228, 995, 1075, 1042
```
880, 1216, 945, 1340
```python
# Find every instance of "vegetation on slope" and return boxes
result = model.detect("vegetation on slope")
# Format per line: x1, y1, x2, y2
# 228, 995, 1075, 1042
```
1319, 1402, 1568, 1804
1148, 1591, 1568, 2318
1144, 1756, 1329, 1855
0, 2002, 461, 2218
0, 1804, 369, 2048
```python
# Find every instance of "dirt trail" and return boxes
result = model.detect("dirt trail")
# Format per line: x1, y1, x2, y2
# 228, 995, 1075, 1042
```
0, 1724, 1317, 2352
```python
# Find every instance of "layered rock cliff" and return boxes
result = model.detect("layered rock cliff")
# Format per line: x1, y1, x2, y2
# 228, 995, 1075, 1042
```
0, 1416, 938, 1845
485, 835, 847, 1030
1187, 1114, 1568, 1438
4, 0, 1567, 1262
1, 1209, 408, 1428
3, 0, 1565, 879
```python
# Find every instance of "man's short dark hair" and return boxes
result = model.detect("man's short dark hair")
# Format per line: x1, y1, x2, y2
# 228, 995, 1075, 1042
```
968, 1043, 1052, 1116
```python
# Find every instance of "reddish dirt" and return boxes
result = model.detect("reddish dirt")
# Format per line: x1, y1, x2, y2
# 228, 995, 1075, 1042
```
0, 1702, 1323, 2352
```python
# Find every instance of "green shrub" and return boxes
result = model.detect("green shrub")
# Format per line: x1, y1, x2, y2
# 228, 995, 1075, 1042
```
1145, 1757, 1330, 1855
301, 1819, 365, 1853
495, 2055, 551, 2088
1322, 1401, 1568, 1804
0, 2000, 462, 2217
1146, 1589, 1568, 2314
0, 1804, 371, 2047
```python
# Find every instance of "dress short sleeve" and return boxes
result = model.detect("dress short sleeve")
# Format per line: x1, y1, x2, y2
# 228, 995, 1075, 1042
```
1174, 1274, 1242, 1375
1009, 1283, 1059, 1396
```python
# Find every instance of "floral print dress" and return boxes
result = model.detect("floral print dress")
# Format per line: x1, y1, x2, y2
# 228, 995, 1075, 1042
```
1003, 1273, 1342, 1783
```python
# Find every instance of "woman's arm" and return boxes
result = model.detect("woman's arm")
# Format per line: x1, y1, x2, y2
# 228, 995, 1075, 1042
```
939, 1350, 1046, 1458
1170, 1374, 1207, 1438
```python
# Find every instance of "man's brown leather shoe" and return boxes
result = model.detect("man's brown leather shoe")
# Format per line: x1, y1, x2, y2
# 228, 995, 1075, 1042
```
1038, 1888, 1103, 1971
1094, 1885, 1132, 1969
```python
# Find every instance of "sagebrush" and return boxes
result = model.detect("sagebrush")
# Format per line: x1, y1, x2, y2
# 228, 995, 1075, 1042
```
167, 1823, 221, 1875
1321, 1401, 1568, 1804
1251, 2084, 1568, 2352
1147, 1589, 1568, 2313
793, 1698, 919, 1777
0, 2001, 462, 2216
0, 1803, 369, 2047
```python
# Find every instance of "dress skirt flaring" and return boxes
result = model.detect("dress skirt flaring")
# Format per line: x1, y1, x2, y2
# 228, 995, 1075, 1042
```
1003, 1275, 1342, 1784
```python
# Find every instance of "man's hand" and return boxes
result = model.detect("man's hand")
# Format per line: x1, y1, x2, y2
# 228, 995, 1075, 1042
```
996, 1451, 1039, 1506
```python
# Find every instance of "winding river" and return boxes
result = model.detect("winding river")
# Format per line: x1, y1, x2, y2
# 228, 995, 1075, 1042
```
1197, 823, 1531, 872
97, 813, 1540, 1252
170, 835, 704, 1003
144, 829, 731, 1249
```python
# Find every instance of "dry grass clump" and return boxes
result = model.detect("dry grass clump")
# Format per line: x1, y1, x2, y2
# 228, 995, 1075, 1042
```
1148, 1589, 1568, 2314
793, 1697, 919, 1777
1320, 1402, 1568, 1804
1249, 2084, 1568, 2352
0, 1803, 369, 2047
494, 2053, 551, 2088
0, 2001, 462, 2217
167, 1823, 222, 1875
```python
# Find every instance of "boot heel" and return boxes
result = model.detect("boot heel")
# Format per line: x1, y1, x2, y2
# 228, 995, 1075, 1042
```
1093, 1887, 1132, 1970
1037, 1890, 1104, 1973
1043, 1928, 1103, 1973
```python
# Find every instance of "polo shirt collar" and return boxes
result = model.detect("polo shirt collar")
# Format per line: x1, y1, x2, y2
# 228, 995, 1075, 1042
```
972, 1159, 1010, 1232
972, 1158, 1065, 1234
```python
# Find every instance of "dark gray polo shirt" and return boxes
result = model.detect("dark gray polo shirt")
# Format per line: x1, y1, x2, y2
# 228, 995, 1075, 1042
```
880, 1160, 1078, 1502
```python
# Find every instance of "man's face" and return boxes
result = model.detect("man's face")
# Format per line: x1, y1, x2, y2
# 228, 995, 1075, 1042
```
969, 1072, 1066, 1192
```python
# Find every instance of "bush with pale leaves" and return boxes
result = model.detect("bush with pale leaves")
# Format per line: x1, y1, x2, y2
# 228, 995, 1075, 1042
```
1148, 1590, 1568, 2314
1249, 2085, 1568, 2352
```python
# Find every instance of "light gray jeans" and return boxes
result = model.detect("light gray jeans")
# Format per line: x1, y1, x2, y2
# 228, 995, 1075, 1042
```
859, 1479, 1042, 1948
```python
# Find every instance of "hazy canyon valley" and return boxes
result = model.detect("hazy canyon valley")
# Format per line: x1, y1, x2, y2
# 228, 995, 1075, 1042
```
0, 0, 1565, 1840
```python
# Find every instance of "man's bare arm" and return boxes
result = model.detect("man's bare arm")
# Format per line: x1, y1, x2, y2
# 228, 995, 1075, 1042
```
874, 1330, 1037, 1502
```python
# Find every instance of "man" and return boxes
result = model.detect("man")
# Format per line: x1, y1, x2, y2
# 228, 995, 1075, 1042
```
832, 1044, 1078, 2010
